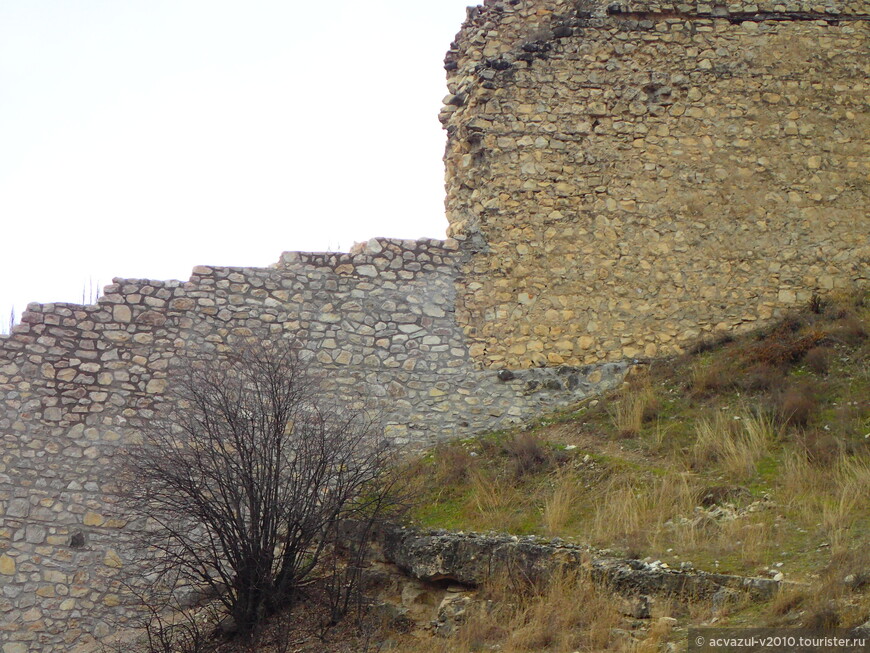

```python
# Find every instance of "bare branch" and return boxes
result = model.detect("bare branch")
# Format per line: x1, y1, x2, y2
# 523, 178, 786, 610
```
119, 339, 404, 639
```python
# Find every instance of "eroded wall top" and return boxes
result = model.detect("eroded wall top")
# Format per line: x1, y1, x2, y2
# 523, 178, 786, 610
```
0, 237, 628, 651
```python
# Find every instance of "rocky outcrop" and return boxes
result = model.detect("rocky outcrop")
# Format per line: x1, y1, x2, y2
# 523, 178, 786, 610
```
380, 527, 782, 600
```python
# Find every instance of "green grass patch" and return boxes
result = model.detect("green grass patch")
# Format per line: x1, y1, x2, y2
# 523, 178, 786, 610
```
399, 290, 870, 632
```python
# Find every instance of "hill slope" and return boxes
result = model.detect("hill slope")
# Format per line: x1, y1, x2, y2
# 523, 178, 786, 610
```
392, 290, 869, 650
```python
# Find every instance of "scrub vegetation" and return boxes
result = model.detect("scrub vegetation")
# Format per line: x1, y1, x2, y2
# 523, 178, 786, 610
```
392, 290, 870, 650
111, 291, 869, 651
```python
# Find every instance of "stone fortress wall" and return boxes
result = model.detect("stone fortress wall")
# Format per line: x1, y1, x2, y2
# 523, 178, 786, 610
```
0, 239, 625, 652
1, 0, 868, 650
443, 0, 868, 369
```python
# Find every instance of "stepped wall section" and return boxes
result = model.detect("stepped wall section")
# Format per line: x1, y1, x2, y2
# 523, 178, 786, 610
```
0, 238, 623, 651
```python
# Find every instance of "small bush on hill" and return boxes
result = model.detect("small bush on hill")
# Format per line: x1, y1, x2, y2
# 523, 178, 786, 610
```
773, 382, 819, 428
503, 432, 553, 478
802, 346, 832, 375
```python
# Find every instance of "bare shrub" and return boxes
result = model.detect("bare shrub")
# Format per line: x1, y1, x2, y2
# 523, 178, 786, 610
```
690, 360, 738, 397
773, 382, 818, 428
794, 429, 842, 466
802, 346, 833, 375
809, 293, 827, 315
120, 340, 403, 639
432, 443, 475, 486
830, 316, 868, 347
687, 333, 734, 355
503, 432, 552, 478
97, 589, 220, 653
82, 277, 102, 304
743, 330, 826, 367
737, 363, 785, 392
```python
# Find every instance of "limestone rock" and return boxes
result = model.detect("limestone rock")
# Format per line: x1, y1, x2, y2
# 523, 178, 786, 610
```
380, 526, 782, 601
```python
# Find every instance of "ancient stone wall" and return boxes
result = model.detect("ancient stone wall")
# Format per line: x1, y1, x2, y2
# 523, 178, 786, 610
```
3, 1, 869, 648
0, 238, 625, 652
442, 0, 869, 368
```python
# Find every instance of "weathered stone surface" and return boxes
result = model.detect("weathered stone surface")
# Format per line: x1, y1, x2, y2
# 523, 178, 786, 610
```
444, 0, 869, 369
380, 527, 781, 601
0, 238, 627, 651
0, 554, 16, 576
3, 644, 28, 653
82, 512, 105, 527
433, 593, 474, 637
0, 1, 867, 650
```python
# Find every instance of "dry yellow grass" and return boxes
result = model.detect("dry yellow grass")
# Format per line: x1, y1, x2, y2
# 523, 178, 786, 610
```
609, 381, 657, 437
392, 569, 629, 653
779, 452, 870, 543
589, 472, 696, 549
396, 292, 869, 644
542, 472, 580, 537
463, 469, 524, 532
690, 410, 776, 481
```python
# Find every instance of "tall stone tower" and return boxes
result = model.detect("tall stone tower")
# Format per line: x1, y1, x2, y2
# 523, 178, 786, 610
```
442, 0, 869, 369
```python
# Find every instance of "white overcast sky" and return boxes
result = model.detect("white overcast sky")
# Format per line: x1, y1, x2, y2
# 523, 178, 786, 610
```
0, 0, 474, 331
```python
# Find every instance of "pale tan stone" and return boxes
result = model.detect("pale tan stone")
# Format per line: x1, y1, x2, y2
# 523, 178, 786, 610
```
43, 569, 66, 583
83, 512, 105, 527
112, 305, 132, 323
316, 351, 332, 364
3, 643, 28, 653
170, 298, 195, 310
778, 290, 797, 304
103, 330, 130, 343
0, 554, 15, 575
145, 379, 167, 394
56, 368, 77, 382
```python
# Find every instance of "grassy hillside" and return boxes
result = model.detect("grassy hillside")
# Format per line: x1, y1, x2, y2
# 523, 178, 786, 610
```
392, 290, 869, 650
126, 291, 869, 652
